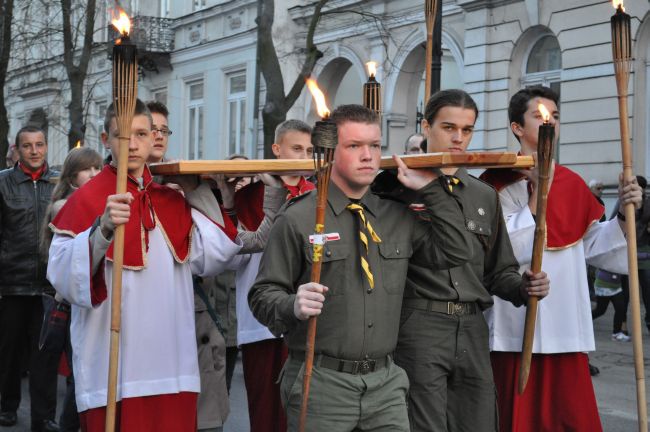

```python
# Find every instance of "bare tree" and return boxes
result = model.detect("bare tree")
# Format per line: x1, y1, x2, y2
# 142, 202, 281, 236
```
61, 0, 97, 149
0, 0, 14, 161
257, 0, 327, 157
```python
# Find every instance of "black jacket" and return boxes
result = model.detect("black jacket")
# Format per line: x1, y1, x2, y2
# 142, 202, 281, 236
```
0, 164, 58, 296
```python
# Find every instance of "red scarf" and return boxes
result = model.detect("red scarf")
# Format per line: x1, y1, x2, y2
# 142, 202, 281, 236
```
19, 162, 47, 181
234, 177, 315, 230
51, 165, 194, 269
480, 164, 604, 249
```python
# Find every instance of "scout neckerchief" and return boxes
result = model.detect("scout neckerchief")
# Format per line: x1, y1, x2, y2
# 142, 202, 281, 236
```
442, 174, 461, 193
346, 202, 382, 289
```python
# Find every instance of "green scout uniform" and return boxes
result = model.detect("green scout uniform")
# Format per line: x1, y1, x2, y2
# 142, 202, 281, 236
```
390, 169, 525, 432
249, 180, 472, 432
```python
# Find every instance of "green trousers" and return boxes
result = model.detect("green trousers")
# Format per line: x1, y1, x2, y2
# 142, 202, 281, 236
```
280, 356, 410, 431
394, 307, 498, 432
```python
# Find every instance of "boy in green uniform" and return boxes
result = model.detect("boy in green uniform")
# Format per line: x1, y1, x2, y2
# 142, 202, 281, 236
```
249, 104, 473, 431
389, 90, 550, 431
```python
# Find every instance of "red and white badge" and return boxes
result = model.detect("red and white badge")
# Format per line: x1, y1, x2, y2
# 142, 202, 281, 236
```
309, 233, 341, 244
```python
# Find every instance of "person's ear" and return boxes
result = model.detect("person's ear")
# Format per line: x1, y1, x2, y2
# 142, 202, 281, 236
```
511, 122, 524, 138
271, 143, 281, 158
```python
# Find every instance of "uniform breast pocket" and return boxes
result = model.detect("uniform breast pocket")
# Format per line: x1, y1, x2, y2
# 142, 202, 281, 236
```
305, 243, 349, 296
378, 242, 413, 295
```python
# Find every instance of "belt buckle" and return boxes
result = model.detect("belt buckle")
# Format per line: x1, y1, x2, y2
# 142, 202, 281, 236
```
357, 359, 375, 375
454, 303, 465, 315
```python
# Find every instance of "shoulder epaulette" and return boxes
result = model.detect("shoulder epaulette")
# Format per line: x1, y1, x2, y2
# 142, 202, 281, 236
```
286, 189, 314, 207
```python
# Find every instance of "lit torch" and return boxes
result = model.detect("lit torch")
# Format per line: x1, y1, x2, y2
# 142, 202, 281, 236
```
75, 140, 82, 148
363, 61, 381, 116
106, 8, 138, 432
610, 1, 648, 430
298, 78, 337, 432
518, 100, 555, 394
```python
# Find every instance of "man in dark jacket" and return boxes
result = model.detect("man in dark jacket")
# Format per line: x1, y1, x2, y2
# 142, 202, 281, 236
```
0, 125, 60, 432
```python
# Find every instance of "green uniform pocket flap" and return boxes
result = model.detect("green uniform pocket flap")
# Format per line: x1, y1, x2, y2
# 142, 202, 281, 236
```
305, 243, 350, 264
465, 218, 491, 236
378, 242, 413, 259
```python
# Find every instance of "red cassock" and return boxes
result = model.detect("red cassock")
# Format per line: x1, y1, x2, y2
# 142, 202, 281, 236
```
49, 165, 240, 432
481, 165, 606, 432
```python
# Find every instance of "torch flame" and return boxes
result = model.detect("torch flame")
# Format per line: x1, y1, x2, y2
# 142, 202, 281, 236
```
306, 78, 331, 118
75, 140, 82, 148
111, 9, 131, 36
538, 102, 551, 123
366, 61, 377, 78
612, 0, 625, 12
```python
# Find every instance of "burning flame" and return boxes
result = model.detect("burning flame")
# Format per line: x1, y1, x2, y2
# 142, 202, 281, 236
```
538, 102, 551, 123
306, 78, 330, 119
366, 61, 377, 78
612, 0, 625, 12
75, 140, 82, 148
111, 9, 131, 36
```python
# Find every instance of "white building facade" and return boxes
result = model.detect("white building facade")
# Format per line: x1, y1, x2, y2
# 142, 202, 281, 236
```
4, 0, 650, 191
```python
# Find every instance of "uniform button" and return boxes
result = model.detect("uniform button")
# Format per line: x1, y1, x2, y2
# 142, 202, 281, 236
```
368, 322, 374, 328
326, 250, 332, 257
454, 281, 459, 286
367, 288, 372, 294
396, 249, 400, 255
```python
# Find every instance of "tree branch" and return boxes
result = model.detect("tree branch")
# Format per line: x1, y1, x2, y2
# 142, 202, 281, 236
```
284, 0, 328, 109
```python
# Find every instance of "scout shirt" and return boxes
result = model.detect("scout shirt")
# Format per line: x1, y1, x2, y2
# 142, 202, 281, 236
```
249, 180, 472, 361
402, 168, 525, 308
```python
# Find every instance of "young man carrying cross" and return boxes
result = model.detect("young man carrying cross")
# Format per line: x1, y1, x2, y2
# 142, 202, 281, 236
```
47, 100, 247, 432
249, 104, 473, 431
376, 89, 549, 432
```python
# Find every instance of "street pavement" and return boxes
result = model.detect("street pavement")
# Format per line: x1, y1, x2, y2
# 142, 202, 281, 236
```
5, 305, 650, 431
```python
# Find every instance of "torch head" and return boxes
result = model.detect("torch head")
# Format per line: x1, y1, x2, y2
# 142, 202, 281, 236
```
306, 77, 337, 168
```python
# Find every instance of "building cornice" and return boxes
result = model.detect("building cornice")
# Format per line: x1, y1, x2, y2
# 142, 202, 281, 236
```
171, 0, 257, 29
456, 0, 521, 13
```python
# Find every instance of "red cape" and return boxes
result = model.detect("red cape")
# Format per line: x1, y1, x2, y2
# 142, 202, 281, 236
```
480, 164, 604, 249
51, 165, 194, 269
234, 177, 315, 230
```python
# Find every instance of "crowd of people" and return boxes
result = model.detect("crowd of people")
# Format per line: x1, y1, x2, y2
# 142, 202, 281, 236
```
0, 84, 644, 432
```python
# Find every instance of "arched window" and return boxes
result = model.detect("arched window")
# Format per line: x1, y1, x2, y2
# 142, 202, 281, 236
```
522, 35, 561, 96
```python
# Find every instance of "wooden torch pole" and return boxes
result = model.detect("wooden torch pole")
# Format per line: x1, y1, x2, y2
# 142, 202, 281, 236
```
518, 106, 554, 394
105, 11, 138, 432
424, 0, 439, 99
611, 4, 647, 430
298, 79, 338, 432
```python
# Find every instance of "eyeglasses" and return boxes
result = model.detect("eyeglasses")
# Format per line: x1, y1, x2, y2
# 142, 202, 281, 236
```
152, 128, 173, 136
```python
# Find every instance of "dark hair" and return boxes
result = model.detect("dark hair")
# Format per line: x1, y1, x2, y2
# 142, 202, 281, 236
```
424, 89, 478, 124
275, 119, 312, 143
420, 138, 427, 153
508, 86, 559, 128
146, 100, 169, 118
15, 125, 47, 147
637, 175, 647, 190
330, 104, 380, 127
41, 147, 103, 260
104, 99, 152, 133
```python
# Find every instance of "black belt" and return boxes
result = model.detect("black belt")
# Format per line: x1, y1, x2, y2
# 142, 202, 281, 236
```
289, 350, 389, 375
403, 298, 477, 316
